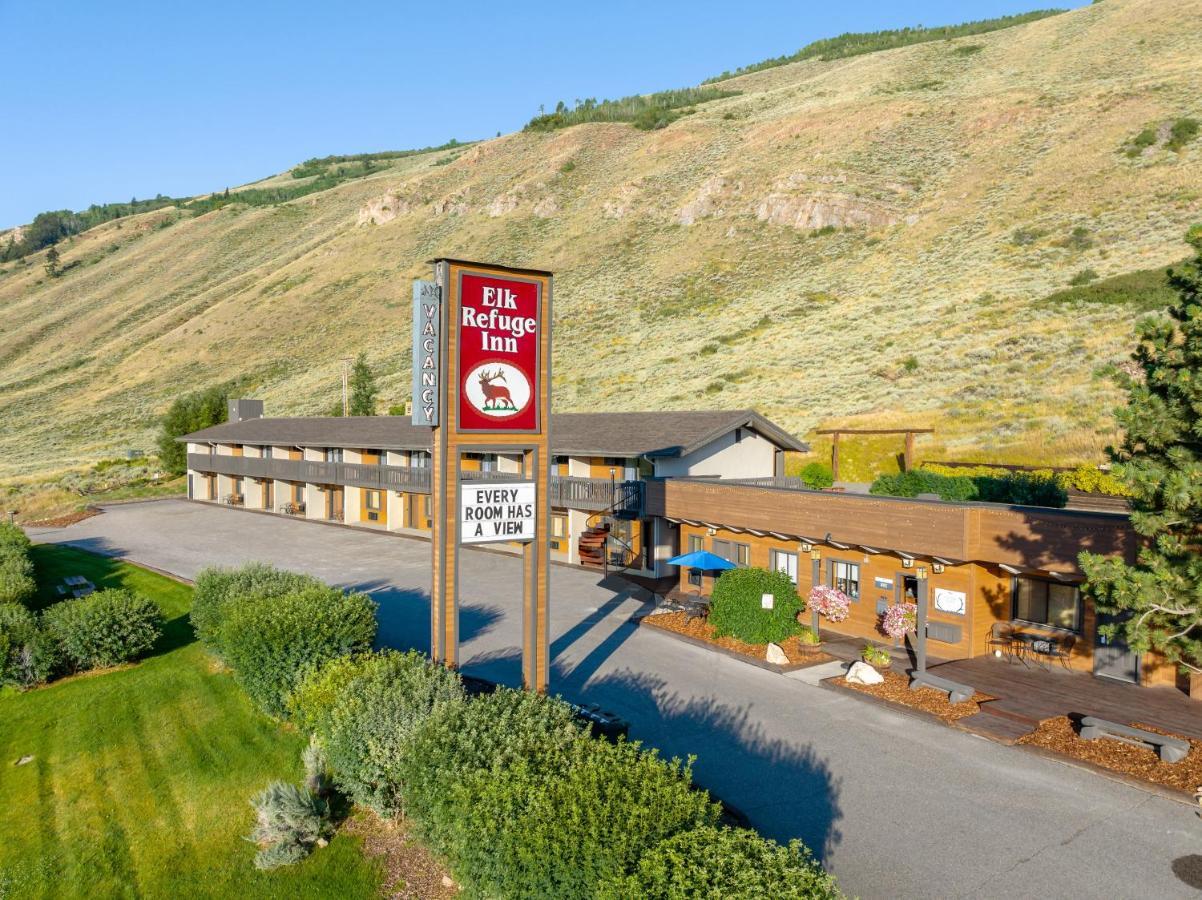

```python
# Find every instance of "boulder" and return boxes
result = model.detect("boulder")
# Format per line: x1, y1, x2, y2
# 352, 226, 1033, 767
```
765, 642, 789, 665
845, 660, 885, 686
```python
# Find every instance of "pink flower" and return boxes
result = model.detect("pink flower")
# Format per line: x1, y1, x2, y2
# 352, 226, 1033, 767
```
807, 586, 851, 623
879, 602, 917, 639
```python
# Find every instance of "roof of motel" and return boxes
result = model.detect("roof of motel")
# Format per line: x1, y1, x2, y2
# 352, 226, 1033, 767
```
180, 409, 808, 457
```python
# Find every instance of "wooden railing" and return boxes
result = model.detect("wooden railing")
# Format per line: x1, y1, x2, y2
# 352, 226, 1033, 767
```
186, 453, 643, 514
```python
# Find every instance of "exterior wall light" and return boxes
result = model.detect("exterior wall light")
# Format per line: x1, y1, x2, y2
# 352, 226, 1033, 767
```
916, 566, 929, 579
932, 563, 945, 574
810, 549, 822, 560
800, 542, 813, 553
902, 558, 913, 568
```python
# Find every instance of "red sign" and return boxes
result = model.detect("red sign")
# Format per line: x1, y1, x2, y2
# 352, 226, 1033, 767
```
457, 272, 542, 432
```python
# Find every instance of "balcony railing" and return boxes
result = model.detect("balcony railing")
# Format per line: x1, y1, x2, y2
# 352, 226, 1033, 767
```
187, 453, 643, 514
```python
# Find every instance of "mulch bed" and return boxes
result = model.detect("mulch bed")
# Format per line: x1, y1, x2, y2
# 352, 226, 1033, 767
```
344, 810, 458, 898
1018, 716, 1202, 796
24, 508, 100, 528
833, 669, 993, 722
642, 611, 835, 667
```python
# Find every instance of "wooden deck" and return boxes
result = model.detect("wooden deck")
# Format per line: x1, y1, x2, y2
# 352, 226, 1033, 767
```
931, 654, 1202, 740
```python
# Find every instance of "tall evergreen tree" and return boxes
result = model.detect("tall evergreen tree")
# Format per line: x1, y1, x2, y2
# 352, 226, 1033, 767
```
44, 245, 60, 277
1081, 225, 1202, 675
348, 352, 378, 417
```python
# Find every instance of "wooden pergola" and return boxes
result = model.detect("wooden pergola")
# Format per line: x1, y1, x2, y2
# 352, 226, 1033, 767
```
814, 428, 934, 482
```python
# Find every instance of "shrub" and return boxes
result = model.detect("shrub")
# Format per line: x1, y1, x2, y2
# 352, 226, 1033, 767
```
799, 462, 834, 489
42, 589, 163, 671
709, 567, 804, 645
870, 470, 978, 502
1061, 464, 1132, 497
247, 781, 331, 870
398, 688, 582, 848
796, 625, 821, 645
1166, 117, 1199, 153
598, 824, 839, 900
0, 603, 58, 687
0, 524, 35, 607
191, 563, 325, 655
974, 472, 1067, 507
217, 584, 376, 717
412, 722, 718, 897
289, 650, 463, 815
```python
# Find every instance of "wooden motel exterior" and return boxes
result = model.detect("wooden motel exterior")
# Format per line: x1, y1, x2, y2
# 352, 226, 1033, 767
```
182, 404, 1190, 696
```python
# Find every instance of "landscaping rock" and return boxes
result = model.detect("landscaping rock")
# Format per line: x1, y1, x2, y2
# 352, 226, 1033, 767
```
765, 642, 789, 665
846, 661, 885, 685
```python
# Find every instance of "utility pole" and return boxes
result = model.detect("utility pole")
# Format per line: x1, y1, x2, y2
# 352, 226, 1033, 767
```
341, 357, 353, 417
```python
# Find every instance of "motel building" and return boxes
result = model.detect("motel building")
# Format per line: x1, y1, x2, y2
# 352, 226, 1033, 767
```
182, 400, 1190, 696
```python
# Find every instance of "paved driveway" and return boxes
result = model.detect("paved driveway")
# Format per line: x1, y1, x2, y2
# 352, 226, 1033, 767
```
31, 500, 1202, 899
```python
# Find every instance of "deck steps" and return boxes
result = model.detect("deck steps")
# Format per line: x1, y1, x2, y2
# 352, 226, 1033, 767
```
578, 525, 609, 568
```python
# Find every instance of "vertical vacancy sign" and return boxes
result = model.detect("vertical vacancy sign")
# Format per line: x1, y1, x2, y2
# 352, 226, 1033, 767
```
422, 259, 553, 693
411, 281, 441, 426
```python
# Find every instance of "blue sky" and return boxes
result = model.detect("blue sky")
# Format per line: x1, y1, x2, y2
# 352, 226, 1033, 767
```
0, 1, 1070, 227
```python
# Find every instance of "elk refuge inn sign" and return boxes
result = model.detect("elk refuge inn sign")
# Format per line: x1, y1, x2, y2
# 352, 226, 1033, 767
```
414, 259, 553, 692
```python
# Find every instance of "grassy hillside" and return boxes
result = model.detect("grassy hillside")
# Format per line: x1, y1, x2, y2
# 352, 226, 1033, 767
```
1, 0, 1200, 477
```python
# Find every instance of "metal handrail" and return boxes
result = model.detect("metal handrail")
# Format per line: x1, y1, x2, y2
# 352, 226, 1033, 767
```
186, 452, 643, 513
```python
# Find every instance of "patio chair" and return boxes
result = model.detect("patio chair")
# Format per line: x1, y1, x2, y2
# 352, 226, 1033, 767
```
683, 596, 710, 623
985, 622, 1018, 662
1048, 633, 1076, 670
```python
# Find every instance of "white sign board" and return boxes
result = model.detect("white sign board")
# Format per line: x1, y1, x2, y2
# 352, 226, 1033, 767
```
761, 593, 775, 610
934, 588, 967, 615
460, 481, 536, 544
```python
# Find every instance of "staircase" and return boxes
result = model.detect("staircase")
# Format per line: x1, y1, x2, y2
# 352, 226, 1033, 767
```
578, 524, 610, 568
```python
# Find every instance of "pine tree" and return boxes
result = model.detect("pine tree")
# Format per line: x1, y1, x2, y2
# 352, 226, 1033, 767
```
44, 244, 60, 277
348, 352, 378, 417
1081, 225, 1202, 675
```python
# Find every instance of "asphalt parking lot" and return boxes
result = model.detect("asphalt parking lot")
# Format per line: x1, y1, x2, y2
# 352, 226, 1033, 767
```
30, 500, 1202, 899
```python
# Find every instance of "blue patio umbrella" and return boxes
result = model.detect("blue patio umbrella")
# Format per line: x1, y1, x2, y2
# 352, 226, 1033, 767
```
665, 549, 737, 571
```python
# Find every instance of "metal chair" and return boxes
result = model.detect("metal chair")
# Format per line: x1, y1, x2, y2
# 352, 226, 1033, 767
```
986, 621, 1018, 662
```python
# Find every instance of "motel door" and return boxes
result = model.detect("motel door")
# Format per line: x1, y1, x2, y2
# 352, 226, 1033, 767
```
1093, 612, 1140, 684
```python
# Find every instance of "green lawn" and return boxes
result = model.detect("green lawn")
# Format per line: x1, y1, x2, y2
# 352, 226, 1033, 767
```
0, 546, 382, 899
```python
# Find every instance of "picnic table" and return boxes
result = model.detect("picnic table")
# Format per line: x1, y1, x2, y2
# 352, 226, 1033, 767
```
57, 576, 95, 599
1011, 629, 1075, 670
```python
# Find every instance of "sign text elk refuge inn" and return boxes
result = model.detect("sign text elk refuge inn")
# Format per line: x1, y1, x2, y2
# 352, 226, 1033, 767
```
413, 260, 553, 692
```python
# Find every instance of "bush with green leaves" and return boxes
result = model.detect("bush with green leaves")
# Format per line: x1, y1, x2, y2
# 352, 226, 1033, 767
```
42, 589, 163, 671
599, 824, 839, 899
709, 567, 804, 645
973, 471, 1067, 508
0, 523, 35, 607
216, 583, 376, 717
870, 469, 978, 502
799, 462, 834, 489
397, 687, 718, 899
191, 562, 324, 655
246, 781, 331, 871
0, 602, 58, 687
289, 650, 463, 815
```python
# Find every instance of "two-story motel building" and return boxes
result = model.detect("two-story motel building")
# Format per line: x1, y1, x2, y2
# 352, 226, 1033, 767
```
182, 402, 1188, 695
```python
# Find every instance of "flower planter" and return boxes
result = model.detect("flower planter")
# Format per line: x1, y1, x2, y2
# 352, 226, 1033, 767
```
794, 641, 826, 656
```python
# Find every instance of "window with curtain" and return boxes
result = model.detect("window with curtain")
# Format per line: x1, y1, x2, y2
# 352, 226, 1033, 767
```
688, 534, 703, 587
1013, 577, 1080, 631
411, 451, 431, 468
830, 560, 860, 599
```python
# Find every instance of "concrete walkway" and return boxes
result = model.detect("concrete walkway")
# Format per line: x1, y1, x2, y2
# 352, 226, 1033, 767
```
29, 500, 1202, 899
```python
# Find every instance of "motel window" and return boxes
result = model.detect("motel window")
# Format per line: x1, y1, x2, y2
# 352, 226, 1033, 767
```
480, 453, 498, 472
1013, 577, 1080, 632
412, 451, 431, 468
325, 448, 343, 463
233, 477, 243, 496
365, 491, 381, 510
771, 550, 798, 584
293, 484, 304, 503
829, 560, 861, 600
550, 515, 567, 551
687, 534, 704, 587
263, 446, 273, 459
712, 539, 750, 568
423, 496, 432, 518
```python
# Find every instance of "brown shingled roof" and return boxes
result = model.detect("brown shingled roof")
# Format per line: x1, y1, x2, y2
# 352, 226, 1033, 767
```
180, 410, 806, 456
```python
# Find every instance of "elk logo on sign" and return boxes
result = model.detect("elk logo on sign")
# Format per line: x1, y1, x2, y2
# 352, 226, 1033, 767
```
463, 361, 531, 419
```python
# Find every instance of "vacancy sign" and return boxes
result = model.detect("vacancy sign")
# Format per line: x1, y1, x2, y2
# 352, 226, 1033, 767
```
411, 281, 441, 427
457, 272, 542, 433
460, 482, 536, 544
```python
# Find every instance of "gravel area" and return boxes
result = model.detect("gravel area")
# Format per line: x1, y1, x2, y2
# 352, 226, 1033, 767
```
833, 670, 992, 722
1019, 717, 1202, 795
644, 611, 834, 667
